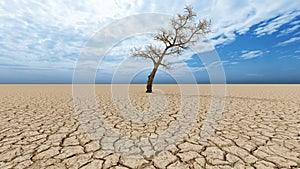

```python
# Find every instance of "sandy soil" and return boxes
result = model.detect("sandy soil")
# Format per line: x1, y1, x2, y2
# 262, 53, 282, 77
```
0, 84, 299, 169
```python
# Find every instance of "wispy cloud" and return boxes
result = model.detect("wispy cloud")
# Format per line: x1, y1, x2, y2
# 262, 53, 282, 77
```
230, 62, 238, 65
240, 50, 264, 59
278, 24, 300, 37
254, 11, 300, 37
208, 1, 300, 44
277, 37, 300, 46
247, 73, 263, 77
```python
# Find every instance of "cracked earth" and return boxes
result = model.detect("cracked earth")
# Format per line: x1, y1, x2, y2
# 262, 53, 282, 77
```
0, 84, 299, 169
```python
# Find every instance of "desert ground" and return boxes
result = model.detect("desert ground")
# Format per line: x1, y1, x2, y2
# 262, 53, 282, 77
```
0, 84, 299, 169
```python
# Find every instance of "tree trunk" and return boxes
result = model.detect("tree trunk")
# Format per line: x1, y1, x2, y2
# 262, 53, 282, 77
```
146, 66, 158, 93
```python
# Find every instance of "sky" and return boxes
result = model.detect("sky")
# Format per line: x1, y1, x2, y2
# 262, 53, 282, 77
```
0, 0, 300, 84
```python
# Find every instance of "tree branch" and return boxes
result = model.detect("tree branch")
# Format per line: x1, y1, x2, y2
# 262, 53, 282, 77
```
131, 5, 211, 71
131, 47, 157, 64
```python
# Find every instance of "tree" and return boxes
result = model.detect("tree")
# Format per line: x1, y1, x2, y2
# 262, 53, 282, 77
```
131, 6, 211, 93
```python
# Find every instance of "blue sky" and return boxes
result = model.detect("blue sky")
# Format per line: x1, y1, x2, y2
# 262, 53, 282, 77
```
0, 0, 300, 84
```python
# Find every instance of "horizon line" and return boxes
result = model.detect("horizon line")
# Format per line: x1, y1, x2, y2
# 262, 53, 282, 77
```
0, 83, 300, 85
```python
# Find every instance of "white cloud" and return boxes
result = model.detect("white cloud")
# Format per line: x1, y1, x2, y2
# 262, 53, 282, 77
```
277, 37, 300, 46
290, 20, 300, 26
240, 50, 264, 59
0, 0, 142, 70
247, 73, 263, 77
254, 11, 300, 37
278, 24, 300, 37
207, 0, 300, 44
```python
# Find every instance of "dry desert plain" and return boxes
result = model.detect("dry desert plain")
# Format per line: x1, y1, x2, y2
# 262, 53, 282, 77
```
0, 84, 299, 169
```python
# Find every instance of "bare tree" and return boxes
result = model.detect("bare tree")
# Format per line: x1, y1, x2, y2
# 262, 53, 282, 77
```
131, 6, 211, 93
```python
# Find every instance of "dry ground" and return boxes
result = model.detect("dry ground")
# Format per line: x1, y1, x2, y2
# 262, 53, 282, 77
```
0, 84, 299, 169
